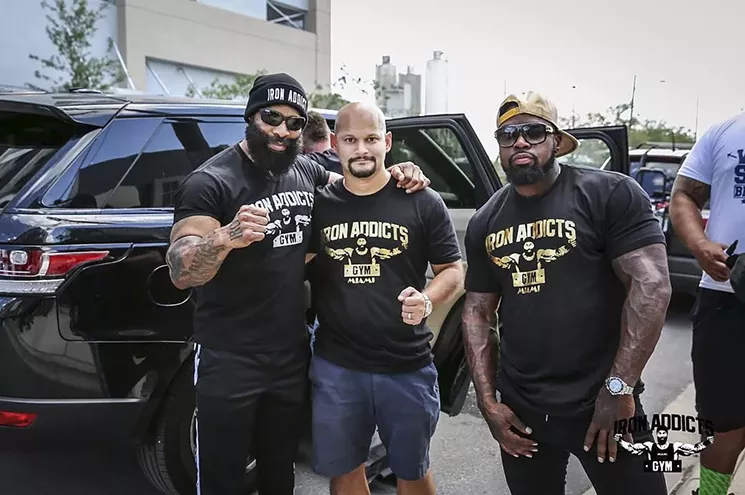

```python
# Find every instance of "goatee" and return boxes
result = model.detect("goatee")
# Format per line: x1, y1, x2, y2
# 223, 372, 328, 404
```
348, 157, 378, 178
504, 150, 557, 186
244, 120, 299, 180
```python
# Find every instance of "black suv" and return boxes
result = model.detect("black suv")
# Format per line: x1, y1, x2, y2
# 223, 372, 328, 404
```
0, 91, 631, 494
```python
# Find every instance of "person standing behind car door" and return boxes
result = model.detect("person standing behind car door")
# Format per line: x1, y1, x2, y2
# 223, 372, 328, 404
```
669, 111, 745, 495
165, 73, 431, 495
306, 102, 465, 495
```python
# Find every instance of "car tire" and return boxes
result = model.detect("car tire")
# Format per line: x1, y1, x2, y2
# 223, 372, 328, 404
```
137, 364, 258, 495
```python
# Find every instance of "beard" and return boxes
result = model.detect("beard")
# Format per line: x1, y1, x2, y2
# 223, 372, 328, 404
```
244, 120, 299, 180
503, 150, 557, 186
347, 156, 378, 179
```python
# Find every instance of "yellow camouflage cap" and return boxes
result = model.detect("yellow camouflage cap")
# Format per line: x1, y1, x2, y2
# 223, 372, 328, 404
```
496, 91, 579, 157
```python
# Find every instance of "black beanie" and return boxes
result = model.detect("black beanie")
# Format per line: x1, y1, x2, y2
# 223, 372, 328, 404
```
244, 73, 309, 123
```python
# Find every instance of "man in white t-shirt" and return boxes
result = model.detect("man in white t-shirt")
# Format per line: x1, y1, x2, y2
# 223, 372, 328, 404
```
669, 111, 745, 495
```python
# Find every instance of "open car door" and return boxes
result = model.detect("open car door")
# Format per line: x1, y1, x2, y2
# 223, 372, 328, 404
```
381, 114, 499, 415
562, 125, 630, 175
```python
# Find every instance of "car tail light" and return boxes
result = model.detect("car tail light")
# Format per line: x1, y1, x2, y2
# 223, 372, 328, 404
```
0, 248, 110, 295
0, 249, 109, 278
0, 411, 37, 428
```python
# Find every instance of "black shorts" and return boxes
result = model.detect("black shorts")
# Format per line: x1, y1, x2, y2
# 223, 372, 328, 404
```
691, 288, 745, 433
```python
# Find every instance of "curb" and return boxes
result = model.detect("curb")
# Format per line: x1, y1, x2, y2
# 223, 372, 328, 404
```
583, 383, 699, 495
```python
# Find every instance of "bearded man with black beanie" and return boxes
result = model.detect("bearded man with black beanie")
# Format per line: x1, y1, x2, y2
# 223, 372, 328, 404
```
166, 73, 430, 495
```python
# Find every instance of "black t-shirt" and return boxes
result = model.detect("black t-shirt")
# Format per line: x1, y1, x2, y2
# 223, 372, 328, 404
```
309, 177, 462, 373
173, 144, 330, 353
464, 164, 666, 417
305, 149, 342, 175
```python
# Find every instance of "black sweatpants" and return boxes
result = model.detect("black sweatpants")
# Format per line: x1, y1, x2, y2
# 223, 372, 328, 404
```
193, 342, 310, 495
499, 394, 667, 495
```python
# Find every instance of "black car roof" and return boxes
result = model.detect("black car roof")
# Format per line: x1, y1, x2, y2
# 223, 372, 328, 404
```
0, 90, 248, 123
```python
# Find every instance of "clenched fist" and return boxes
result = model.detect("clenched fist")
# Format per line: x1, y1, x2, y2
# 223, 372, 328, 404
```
398, 286, 426, 325
222, 205, 269, 249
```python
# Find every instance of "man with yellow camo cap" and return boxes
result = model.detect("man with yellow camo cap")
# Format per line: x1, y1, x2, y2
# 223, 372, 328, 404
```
461, 91, 672, 494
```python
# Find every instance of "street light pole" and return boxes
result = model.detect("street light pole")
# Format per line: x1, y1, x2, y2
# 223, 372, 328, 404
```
629, 75, 637, 129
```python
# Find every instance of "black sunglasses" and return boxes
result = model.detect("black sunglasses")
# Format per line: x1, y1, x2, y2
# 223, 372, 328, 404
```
259, 108, 307, 132
494, 123, 555, 148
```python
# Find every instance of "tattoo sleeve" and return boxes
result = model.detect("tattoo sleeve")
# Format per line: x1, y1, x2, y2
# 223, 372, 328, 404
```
166, 223, 235, 289
669, 175, 711, 251
609, 244, 672, 386
462, 292, 501, 406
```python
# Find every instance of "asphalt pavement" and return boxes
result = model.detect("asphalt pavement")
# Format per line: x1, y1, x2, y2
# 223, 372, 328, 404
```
0, 295, 696, 495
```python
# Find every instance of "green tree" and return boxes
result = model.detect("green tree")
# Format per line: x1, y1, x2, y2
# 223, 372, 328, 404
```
185, 68, 352, 111
28, 0, 124, 92
561, 103, 695, 148
308, 84, 349, 110
185, 71, 267, 99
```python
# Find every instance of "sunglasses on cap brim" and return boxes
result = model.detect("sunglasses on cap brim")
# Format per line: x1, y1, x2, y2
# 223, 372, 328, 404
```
494, 123, 555, 148
259, 108, 307, 132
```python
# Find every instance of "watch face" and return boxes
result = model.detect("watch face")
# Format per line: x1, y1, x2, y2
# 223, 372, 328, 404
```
608, 378, 623, 393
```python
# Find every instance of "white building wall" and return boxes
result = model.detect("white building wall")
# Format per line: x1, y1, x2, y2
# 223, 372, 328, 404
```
0, 0, 119, 90
0, 0, 330, 97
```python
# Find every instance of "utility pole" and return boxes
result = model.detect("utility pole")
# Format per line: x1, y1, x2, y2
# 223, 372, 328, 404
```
628, 75, 637, 129
694, 93, 700, 141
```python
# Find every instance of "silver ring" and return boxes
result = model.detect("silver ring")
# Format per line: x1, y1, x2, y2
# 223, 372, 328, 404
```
407, 312, 412, 319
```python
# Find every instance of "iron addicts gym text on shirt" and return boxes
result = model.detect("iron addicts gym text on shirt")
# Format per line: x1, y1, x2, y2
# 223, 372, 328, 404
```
173, 144, 330, 354
309, 177, 462, 374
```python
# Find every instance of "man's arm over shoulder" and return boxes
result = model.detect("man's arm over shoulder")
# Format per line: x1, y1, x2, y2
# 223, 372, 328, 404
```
604, 177, 672, 386
421, 190, 464, 306
167, 172, 233, 289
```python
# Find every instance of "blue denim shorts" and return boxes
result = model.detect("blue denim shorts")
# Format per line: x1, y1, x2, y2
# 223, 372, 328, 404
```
309, 355, 440, 481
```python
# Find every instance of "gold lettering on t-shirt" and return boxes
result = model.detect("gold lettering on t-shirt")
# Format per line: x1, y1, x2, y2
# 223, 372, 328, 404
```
320, 220, 410, 284
485, 218, 578, 295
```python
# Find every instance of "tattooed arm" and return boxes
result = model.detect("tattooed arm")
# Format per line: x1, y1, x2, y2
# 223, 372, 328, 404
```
670, 175, 731, 281
166, 205, 269, 290
608, 243, 671, 387
462, 292, 501, 408
669, 175, 711, 250
583, 243, 671, 461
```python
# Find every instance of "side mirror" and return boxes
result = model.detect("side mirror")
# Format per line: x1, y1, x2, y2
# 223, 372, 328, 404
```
635, 167, 668, 200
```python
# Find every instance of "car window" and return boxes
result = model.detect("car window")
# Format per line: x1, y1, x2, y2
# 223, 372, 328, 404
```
560, 138, 611, 169
104, 120, 245, 209
43, 118, 161, 209
386, 125, 476, 208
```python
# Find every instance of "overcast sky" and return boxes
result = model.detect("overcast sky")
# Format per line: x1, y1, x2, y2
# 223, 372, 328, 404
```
329, 0, 745, 159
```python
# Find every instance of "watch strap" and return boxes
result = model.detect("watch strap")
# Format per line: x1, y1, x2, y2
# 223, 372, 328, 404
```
422, 293, 433, 317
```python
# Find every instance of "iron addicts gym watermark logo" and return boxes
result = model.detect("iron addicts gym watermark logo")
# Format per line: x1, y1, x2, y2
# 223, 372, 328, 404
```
613, 414, 714, 473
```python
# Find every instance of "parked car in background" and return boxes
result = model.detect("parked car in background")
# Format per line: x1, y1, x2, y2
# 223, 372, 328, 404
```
592, 143, 705, 296
628, 146, 707, 296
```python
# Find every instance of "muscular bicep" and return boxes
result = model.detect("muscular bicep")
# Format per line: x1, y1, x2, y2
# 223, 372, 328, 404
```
170, 215, 222, 243
611, 243, 670, 290
671, 175, 711, 210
